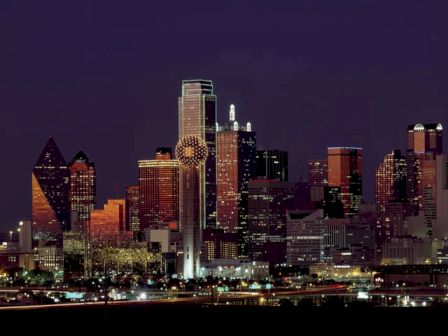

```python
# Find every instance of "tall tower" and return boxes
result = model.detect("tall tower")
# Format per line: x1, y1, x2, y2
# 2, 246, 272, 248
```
69, 150, 96, 223
32, 137, 70, 241
178, 80, 217, 229
406, 123, 443, 217
138, 148, 179, 231
327, 147, 363, 217
176, 135, 208, 279
216, 104, 256, 256
256, 150, 288, 181
375, 149, 406, 212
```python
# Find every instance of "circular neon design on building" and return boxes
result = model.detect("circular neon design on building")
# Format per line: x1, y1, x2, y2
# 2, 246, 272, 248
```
176, 135, 208, 167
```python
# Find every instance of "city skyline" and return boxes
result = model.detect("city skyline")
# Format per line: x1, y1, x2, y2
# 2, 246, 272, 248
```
1, 1, 448, 231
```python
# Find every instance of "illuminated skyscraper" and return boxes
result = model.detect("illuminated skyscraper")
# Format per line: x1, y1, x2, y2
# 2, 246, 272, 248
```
217, 104, 256, 256
256, 150, 288, 181
32, 137, 70, 240
69, 151, 96, 222
375, 150, 406, 212
406, 123, 443, 216
327, 147, 363, 218
138, 148, 179, 231
176, 135, 209, 279
248, 180, 294, 266
126, 185, 140, 232
178, 80, 217, 228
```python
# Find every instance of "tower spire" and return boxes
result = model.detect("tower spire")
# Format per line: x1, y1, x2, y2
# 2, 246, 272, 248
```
229, 104, 235, 122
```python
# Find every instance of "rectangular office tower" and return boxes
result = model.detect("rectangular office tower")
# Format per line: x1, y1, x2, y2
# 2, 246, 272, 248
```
178, 80, 217, 229
256, 149, 288, 181
69, 151, 96, 223
406, 123, 443, 217
248, 180, 294, 266
327, 147, 363, 218
217, 104, 256, 257
138, 148, 179, 231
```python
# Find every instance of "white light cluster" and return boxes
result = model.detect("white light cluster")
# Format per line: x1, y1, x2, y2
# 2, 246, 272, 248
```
175, 135, 208, 167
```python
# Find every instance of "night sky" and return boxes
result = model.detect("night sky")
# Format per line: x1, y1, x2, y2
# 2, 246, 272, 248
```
1, 0, 447, 230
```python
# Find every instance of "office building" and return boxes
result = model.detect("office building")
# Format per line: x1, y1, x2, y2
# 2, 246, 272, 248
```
202, 228, 239, 261
375, 150, 406, 213
286, 209, 324, 266
90, 199, 127, 242
327, 147, 363, 217
217, 104, 256, 256
308, 159, 328, 203
248, 180, 294, 266
406, 123, 443, 216
32, 137, 70, 240
178, 80, 217, 228
138, 148, 179, 231
69, 151, 96, 223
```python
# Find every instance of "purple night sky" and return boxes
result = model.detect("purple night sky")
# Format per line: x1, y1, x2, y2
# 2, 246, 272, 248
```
0, 0, 447, 230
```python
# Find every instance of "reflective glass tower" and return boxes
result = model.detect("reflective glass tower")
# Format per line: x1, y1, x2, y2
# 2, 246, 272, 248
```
32, 137, 70, 240
217, 104, 256, 256
69, 150, 96, 223
138, 148, 179, 231
327, 147, 363, 218
178, 80, 217, 229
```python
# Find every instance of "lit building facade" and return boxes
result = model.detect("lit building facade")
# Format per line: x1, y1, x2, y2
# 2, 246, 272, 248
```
125, 185, 140, 232
90, 199, 127, 241
256, 149, 288, 181
217, 104, 256, 256
327, 147, 363, 217
308, 159, 328, 203
202, 228, 239, 261
287, 209, 324, 266
69, 151, 96, 223
138, 148, 179, 231
406, 123, 443, 216
176, 135, 209, 279
32, 137, 70, 241
248, 180, 294, 266
178, 80, 217, 228
375, 149, 406, 212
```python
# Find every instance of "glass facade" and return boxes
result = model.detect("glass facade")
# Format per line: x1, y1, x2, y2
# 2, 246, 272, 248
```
32, 137, 70, 241
69, 151, 96, 223
178, 80, 217, 229
248, 180, 294, 266
375, 149, 406, 212
138, 149, 179, 231
328, 147, 363, 218
216, 105, 256, 257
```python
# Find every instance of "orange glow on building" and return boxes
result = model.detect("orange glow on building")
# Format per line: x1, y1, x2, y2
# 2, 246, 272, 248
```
90, 199, 127, 241
138, 148, 179, 231
328, 147, 363, 217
